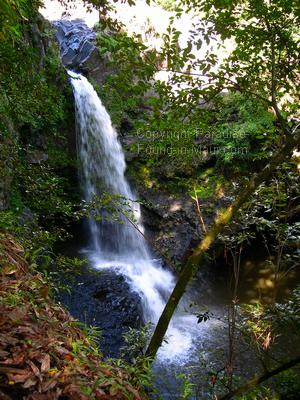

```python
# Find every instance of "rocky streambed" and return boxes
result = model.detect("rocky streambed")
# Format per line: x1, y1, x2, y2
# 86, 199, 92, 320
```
57, 261, 144, 358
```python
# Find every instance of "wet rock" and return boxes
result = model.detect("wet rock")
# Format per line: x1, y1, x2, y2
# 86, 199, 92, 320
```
140, 189, 203, 267
138, 185, 232, 269
0, 177, 11, 211
27, 149, 48, 164
53, 19, 115, 84
58, 270, 143, 358
121, 136, 140, 162
18, 208, 36, 227
53, 19, 99, 71
26, 14, 52, 68
120, 116, 134, 135
0, 122, 14, 210
193, 133, 217, 167
84, 49, 116, 85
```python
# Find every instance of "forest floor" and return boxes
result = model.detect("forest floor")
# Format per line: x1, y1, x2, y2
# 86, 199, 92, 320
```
0, 231, 146, 400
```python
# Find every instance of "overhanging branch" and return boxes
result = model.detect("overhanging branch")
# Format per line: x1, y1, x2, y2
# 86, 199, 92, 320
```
145, 128, 300, 358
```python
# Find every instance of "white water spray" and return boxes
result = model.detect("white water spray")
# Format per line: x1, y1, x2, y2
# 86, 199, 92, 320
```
70, 71, 199, 361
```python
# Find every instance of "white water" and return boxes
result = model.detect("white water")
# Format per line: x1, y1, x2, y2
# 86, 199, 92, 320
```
69, 71, 200, 362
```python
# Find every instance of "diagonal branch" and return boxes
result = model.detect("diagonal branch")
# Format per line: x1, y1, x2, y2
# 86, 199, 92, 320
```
145, 128, 300, 358
218, 355, 300, 400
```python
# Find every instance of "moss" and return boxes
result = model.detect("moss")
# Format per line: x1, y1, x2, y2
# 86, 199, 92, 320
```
0, 7, 78, 234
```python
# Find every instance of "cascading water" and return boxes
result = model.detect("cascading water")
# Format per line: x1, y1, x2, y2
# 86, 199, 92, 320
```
71, 70, 148, 260
69, 70, 199, 361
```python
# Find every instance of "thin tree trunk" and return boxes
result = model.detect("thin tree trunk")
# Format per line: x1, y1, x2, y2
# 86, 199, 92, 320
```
218, 356, 300, 400
145, 130, 300, 358
227, 245, 242, 389
194, 188, 207, 233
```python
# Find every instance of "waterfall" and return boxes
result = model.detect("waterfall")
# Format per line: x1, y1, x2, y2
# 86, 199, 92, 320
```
69, 71, 198, 361
70, 70, 148, 260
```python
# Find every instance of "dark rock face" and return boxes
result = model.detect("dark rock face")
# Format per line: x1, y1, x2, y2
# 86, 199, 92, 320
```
58, 270, 143, 358
53, 19, 114, 84
140, 189, 203, 267
54, 19, 99, 72
0, 176, 11, 210
139, 185, 233, 268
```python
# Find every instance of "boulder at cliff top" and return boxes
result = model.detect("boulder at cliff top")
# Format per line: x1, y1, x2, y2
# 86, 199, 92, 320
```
54, 19, 99, 71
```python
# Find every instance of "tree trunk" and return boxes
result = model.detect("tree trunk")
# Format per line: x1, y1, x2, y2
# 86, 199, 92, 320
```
145, 130, 300, 358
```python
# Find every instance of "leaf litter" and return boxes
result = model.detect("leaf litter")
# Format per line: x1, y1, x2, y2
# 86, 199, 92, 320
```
0, 232, 145, 400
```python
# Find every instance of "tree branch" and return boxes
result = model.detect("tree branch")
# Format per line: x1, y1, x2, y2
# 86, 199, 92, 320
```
157, 68, 271, 105
218, 356, 300, 400
145, 129, 300, 358
264, 18, 291, 137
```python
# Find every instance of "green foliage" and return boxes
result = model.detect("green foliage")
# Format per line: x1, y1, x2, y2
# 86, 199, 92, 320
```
271, 369, 300, 400
192, 171, 227, 200
240, 302, 273, 350
95, 25, 156, 126
176, 373, 195, 399
56, 255, 89, 274
211, 93, 276, 163
234, 385, 275, 400
155, 0, 179, 11
0, 39, 67, 136
0, 2, 78, 291
78, 193, 142, 228
164, 0, 300, 116
113, 355, 155, 395
129, 90, 277, 197
0, 2, 299, 398
234, 295, 300, 399
271, 286, 300, 329
14, 161, 72, 216
121, 323, 152, 361
0, 10, 74, 240
111, 325, 159, 397
0, 0, 42, 38
236, 160, 300, 270
1, 151, 76, 265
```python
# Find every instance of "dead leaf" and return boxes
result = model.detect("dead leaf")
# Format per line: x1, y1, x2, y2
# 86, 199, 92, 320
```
0, 350, 9, 358
125, 384, 142, 400
12, 352, 25, 364
28, 390, 61, 400
41, 377, 59, 392
109, 386, 119, 396
40, 286, 49, 299
3, 266, 17, 275
7, 371, 33, 384
1, 358, 14, 365
98, 367, 113, 377
40, 354, 51, 372
0, 235, 145, 400
23, 377, 37, 388
15, 325, 37, 335
55, 346, 69, 356
0, 366, 29, 375
0, 333, 18, 345
0, 388, 13, 400
63, 353, 74, 362
95, 389, 111, 400
99, 382, 112, 389
63, 384, 89, 400
28, 360, 40, 377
